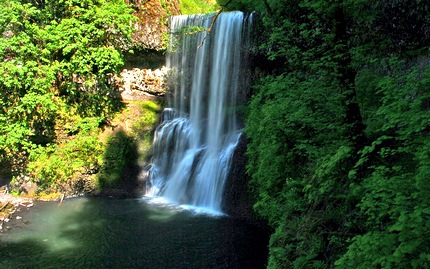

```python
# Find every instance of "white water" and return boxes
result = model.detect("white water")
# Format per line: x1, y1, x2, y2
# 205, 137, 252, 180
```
146, 12, 252, 212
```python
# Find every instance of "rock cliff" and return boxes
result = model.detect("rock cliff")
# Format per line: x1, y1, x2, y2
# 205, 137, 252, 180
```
126, 0, 180, 51
117, 67, 167, 100
222, 134, 256, 219
119, 1, 179, 99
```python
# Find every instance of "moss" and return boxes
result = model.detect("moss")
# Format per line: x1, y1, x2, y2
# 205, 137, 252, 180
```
97, 130, 136, 189
25, 99, 162, 195
180, 0, 219, 14
96, 100, 161, 191
35, 191, 63, 201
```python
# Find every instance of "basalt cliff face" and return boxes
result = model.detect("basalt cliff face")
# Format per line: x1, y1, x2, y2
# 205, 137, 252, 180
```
116, 67, 167, 101
126, 0, 180, 51
118, 1, 180, 99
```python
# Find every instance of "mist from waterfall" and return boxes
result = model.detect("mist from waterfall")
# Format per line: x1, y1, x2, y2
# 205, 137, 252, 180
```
146, 12, 252, 213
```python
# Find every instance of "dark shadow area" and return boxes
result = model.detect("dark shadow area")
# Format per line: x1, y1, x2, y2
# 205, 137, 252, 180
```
123, 49, 166, 70
0, 197, 270, 268
0, 238, 50, 268
59, 75, 125, 119
222, 134, 256, 219
97, 130, 142, 197
0, 157, 12, 188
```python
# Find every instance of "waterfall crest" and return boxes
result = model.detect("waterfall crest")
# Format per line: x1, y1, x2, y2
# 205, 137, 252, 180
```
146, 12, 252, 212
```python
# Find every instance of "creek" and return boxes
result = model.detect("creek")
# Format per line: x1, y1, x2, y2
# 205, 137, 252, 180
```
0, 197, 268, 268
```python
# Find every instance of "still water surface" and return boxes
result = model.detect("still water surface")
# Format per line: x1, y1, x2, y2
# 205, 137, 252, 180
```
0, 197, 268, 268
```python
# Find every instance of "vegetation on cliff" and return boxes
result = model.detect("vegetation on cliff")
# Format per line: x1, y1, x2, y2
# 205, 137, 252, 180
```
221, 0, 430, 268
0, 0, 218, 196
0, 0, 164, 196
180, 0, 219, 14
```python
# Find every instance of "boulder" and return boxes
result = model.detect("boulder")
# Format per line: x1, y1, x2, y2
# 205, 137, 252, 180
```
117, 67, 168, 100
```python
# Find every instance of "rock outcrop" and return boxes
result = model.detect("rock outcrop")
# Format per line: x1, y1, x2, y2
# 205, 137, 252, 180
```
117, 67, 167, 100
126, 0, 181, 51
0, 191, 34, 232
222, 134, 256, 219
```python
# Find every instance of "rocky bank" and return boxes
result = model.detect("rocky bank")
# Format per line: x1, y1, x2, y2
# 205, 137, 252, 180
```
117, 67, 168, 100
0, 187, 34, 232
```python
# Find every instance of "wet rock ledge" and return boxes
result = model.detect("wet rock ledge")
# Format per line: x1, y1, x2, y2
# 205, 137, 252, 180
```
0, 189, 34, 232
116, 67, 168, 100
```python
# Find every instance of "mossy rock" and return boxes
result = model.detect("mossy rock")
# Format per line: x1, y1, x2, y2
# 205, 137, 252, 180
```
0, 211, 10, 221
0, 202, 15, 221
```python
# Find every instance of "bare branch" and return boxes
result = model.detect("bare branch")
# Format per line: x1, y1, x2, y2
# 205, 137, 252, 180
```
197, 0, 233, 49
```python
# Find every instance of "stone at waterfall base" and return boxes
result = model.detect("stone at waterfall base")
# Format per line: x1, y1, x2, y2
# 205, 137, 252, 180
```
0, 192, 34, 232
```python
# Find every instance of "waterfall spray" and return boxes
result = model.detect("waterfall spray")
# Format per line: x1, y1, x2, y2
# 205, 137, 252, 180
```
146, 12, 252, 212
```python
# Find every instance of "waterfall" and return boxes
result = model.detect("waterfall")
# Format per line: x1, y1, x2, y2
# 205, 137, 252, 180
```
146, 12, 252, 212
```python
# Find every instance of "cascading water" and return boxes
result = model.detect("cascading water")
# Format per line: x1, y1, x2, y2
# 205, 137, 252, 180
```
146, 12, 252, 213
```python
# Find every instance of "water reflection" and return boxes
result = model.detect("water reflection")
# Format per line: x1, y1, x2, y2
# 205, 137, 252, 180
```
0, 197, 269, 268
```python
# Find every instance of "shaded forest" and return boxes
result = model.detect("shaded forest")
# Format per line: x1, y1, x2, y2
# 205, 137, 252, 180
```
220, 0, 430, 268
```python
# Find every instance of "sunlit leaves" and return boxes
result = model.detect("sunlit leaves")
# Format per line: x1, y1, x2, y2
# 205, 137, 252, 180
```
0, 0, 134, 175
180, 0, 219, 14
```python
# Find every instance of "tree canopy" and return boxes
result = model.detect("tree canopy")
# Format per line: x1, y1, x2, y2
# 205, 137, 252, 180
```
0, 0, 134, 176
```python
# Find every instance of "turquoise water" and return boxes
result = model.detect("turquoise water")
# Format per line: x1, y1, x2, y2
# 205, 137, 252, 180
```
0, 197, 268, 268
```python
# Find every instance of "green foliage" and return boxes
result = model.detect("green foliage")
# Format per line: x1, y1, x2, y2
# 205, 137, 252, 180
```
180, 0, 219, 14
97, 100, 161, 190
27, 99, 161, 193
246, 72, 356, 269
121, 100, 161, 163
27, 117, 104, 190
241, 0, 430, 268
0, 0, 134, 177
335, 58, 430, 268
97, 130, 136, 189
0, 0, 57, 159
